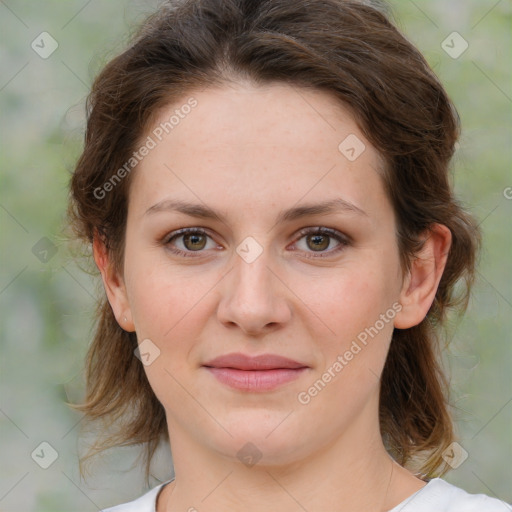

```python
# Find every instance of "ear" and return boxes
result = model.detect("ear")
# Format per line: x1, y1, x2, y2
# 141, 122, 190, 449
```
394, 224, 452, 329
92, 232, 135, 332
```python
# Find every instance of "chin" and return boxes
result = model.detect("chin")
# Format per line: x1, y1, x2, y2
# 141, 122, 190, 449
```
204, 411, 316, 467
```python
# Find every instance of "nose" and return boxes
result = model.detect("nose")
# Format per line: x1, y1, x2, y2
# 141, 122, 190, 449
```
216, 247, 292, 337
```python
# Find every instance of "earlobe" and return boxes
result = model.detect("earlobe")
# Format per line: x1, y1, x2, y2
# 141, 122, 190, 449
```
394, 224, 452, 329
92, 233, 135, 332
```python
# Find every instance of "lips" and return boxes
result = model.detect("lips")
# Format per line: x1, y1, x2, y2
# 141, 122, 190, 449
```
202, 353, 309, 392
203, 352, 307, 370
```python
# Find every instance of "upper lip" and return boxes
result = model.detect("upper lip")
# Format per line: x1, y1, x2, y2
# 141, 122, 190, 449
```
202, 353, 308, 370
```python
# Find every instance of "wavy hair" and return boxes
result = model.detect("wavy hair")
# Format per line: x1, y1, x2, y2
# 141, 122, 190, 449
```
68, 0, 480, 479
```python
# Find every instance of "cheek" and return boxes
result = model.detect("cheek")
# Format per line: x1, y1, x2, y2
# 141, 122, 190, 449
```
297, 271, 397, 423
123, 245, 217, 339
124, 259, 211, 401
299, 259, 400, 390
302, 264, 397, 337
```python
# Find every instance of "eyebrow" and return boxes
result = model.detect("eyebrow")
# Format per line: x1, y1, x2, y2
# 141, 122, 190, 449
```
144, 197, 368, 223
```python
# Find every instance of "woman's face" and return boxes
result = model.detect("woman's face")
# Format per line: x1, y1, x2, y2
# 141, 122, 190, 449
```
114, 82, 410, 465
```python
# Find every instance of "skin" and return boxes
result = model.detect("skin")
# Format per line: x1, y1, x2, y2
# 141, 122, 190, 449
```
94, 81, 451, 512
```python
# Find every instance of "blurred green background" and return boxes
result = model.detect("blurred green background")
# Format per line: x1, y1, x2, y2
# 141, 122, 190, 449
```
0, 1, 511, 510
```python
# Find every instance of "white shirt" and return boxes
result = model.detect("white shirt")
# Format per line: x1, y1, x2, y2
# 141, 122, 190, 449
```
102, 477, 511, 511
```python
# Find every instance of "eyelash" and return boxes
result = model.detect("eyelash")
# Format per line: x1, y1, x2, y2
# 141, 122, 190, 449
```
162, 227, 350, 259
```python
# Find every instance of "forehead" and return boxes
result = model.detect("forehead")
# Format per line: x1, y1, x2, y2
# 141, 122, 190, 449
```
129, 82, 388, 221
149, 82, 365, 157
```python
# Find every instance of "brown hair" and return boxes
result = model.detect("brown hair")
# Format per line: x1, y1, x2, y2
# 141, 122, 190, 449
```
68, 0, 480, 479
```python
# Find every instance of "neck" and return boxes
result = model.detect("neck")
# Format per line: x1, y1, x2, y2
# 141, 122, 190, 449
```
159, 411, 425, 512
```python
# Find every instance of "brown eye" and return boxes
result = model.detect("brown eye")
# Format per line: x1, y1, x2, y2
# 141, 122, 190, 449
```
293, 227, 349, 258
306, 233, 331, 251
183, 232, 207, 251
164, 228, 218, 257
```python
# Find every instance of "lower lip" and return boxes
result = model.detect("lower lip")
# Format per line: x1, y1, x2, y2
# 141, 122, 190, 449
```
205, 367, 307, 391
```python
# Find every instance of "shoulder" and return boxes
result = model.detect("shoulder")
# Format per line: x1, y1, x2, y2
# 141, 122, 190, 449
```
101, 481, 169, 512
391, 477, 511, 512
